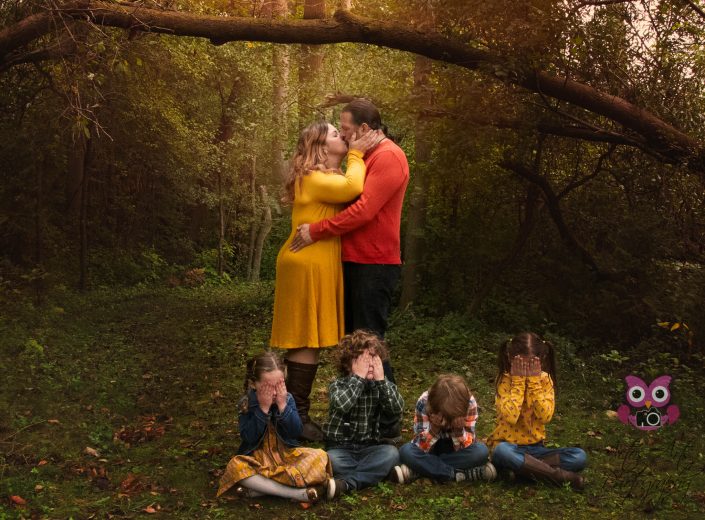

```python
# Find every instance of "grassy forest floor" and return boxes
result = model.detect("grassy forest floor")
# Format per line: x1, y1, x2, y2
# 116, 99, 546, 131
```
1, 285, 704, 519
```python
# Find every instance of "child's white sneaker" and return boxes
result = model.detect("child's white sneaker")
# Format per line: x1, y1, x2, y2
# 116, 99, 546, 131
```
389, 463, 417, 484
455, 462, 497, 482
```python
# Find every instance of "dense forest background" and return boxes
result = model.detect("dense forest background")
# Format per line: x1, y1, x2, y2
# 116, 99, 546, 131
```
3, 0, 704, 351
2, 1, 705, 518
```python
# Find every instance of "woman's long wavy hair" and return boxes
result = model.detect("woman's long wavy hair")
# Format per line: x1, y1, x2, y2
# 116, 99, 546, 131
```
282, 121, 335, 204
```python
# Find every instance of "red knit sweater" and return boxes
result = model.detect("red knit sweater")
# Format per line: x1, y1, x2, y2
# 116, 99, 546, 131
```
309, 139, 409, 264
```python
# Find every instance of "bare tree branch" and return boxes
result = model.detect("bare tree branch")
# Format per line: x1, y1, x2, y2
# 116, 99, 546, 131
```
558, 144, 617, 198
500, 158, 605, 276
0, 1, 703, 173
683, 0, 705, 21
576, 0, 636, 6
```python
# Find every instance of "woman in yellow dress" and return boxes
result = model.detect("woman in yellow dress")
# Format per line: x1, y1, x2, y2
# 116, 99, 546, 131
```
270, 122, 381, 441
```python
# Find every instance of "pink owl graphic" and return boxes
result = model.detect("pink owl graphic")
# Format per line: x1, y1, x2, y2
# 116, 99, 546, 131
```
617, 375, 680, 430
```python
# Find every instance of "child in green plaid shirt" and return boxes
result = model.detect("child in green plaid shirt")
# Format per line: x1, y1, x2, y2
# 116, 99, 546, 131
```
324, 330, 404, 497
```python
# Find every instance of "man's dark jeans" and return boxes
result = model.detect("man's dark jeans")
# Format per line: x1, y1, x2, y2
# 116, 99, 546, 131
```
343, 262, 401, 439
343, 262, 400, 383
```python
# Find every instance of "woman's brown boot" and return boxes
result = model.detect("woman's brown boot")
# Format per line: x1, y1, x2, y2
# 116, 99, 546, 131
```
285, 360, 324, 442
516, 454, 585, 491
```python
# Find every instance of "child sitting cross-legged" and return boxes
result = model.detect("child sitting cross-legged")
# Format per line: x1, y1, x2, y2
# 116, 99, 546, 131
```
217, 352, 333, 503
324, 330, 404, 498
394, 374, 496, 484
488, 333, 587, 490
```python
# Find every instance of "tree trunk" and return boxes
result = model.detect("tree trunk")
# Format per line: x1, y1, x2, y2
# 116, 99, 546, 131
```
213, 78, 241, 276
400, 55, 433, 308
78, 130, 93, 292
217, 170, 224, 275
262, 0, 290, 184
298, 0, 326, 126
272, 45, 289, 182
250, 185, 272, 282
34, 154, 46, 304
66, 130, 88, 216
246, 155, 257, 280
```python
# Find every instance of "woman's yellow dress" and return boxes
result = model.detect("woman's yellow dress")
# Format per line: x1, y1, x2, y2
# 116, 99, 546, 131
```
270, 150, 366, 349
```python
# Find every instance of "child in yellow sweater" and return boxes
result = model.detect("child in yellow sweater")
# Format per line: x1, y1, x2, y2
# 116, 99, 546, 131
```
487, 332, 587, 490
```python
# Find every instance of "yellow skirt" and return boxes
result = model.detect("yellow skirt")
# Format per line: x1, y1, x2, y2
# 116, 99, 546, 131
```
217, 424, 332, 497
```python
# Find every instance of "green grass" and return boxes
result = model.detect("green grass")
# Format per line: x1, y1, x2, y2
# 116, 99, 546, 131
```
1, 285, 704, 519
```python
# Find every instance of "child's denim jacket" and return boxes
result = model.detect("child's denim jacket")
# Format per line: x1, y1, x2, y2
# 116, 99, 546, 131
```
237, 389, 302, 455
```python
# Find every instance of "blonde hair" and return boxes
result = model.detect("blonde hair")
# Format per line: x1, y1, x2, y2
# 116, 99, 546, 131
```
427, 374, 472, 422
283, 121, 338, 204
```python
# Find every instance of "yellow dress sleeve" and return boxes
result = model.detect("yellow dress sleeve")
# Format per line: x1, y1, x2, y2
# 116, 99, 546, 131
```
495, 374, 526, 425
305, 150, 366, 204
525, 372, 555, 423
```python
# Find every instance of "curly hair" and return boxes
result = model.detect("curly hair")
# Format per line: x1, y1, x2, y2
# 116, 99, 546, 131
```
336, 329, 389, 376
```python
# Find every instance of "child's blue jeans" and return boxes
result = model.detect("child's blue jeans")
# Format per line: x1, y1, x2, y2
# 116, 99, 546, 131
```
399, 439, 489, 481
491, 441, 587, 472
327, 443, 400, 490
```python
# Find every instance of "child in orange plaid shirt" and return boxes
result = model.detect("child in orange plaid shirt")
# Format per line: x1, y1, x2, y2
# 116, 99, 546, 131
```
393, 374, 496, 484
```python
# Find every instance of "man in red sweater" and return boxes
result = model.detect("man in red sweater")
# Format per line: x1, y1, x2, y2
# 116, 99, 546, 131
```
291, 99, 409, 393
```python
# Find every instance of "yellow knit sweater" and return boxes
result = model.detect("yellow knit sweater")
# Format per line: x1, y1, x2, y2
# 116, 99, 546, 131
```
487, 372, 555, 450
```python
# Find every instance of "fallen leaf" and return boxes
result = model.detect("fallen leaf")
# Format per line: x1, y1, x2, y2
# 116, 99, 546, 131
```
47, 419, 60, 425
84, 447, 100, 457
115, 416, 170, 445
37, 460, 48, 466
119, 473, 146, 496
143, 505, 157, 514
299, 502, 311, 510
10, 495, 27, 505
35, 485, 44, 492
605, 410, 618, 419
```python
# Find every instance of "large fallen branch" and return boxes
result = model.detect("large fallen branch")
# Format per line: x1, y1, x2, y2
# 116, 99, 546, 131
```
1, 1, 703, 173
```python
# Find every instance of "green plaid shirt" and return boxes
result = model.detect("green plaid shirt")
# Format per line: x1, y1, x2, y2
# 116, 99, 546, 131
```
324, 375, 404, 446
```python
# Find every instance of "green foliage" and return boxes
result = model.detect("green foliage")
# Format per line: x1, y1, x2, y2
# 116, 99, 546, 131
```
1, 286, 705, 518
